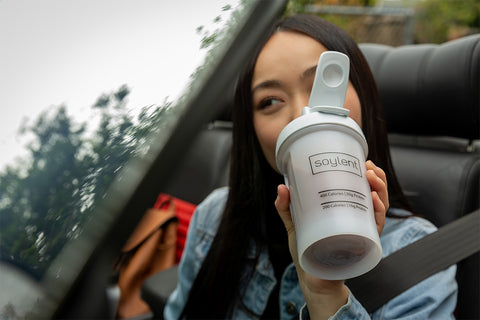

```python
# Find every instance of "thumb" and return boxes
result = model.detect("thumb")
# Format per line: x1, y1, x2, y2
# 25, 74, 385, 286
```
275, 184, 299, 263
275, 184, 294, 232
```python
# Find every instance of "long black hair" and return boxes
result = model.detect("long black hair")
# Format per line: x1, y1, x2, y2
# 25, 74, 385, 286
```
181, 14, 411, 319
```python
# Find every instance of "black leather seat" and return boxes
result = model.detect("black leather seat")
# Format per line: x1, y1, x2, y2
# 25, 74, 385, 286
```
161, 121, 232, 205
360, 34, 480, 319
143, 35, 480, 319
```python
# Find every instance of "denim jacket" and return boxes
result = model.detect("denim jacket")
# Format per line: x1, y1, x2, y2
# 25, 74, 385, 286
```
164, 187, 457, 319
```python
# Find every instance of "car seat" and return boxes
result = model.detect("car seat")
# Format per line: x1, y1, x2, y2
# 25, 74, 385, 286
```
159, 120, 232, 206
143, 34, 480, 319
359, 34, 480, 319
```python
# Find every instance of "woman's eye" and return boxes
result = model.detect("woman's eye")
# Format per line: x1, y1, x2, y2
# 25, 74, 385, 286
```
258, 98, 281, 110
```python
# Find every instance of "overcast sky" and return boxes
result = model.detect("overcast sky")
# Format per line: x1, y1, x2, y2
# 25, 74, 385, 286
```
0, 0, 237, 169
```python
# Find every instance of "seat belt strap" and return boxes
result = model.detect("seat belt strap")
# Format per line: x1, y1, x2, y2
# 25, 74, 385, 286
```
346, 209, 480, 313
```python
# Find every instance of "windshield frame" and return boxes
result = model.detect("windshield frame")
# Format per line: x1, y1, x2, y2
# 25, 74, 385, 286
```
24, 1, 288, 318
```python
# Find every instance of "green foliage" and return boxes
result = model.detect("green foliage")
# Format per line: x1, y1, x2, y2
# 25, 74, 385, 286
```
195, 0, 258, 52
414, 0, 480, 43
0, 85, 171, 278
189, 0, 255, 83
285, 0, 317, 15
196, 3, 236, 50
286, 0, 479, 44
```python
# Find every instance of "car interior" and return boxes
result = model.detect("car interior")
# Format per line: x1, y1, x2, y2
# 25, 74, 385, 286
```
1, 1, 478, 319
143, 33, 480, 319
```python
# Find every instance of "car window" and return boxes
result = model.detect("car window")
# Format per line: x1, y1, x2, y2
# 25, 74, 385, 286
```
0, 0, 278, 318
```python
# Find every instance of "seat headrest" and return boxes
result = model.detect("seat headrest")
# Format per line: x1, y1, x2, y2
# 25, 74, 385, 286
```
360, 35, 480, 140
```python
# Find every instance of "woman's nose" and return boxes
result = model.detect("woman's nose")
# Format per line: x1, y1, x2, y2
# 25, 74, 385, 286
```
292, 96, 309, 119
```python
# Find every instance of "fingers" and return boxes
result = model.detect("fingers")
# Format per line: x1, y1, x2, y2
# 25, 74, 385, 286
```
366, 160, 389, 235
366, 160, 389, 211
371, 190, 386, 235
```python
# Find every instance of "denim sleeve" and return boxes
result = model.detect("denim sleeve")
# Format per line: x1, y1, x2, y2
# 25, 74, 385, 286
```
298, 290, 371, 320
301, 216, 458, 320
301, 268, 457, 320
163, 188, 227, 320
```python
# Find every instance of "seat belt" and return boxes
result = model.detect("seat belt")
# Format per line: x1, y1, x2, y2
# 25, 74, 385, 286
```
142, 210, 480, 317
346, 209, 480, 313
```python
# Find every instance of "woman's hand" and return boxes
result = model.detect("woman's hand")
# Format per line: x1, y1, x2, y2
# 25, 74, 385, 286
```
274, 160, 389, 319
365, 160, 389, 236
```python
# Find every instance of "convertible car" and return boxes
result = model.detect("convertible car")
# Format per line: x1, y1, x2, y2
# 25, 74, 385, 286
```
0, 0, 478, 319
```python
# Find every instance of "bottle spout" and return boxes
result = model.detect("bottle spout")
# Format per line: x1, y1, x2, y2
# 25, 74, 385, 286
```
305, 51, 350, 117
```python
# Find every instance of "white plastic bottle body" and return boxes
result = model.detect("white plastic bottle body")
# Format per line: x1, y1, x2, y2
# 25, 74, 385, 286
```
281, 128, 381, 280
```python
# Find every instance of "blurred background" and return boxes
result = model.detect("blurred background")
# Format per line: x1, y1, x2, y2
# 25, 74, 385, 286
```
287, 0, 480, 45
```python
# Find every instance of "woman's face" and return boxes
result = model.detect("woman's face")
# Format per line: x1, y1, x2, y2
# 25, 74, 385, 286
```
251, 31, 362, 172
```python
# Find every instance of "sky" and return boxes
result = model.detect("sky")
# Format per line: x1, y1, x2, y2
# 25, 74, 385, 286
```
0, 0, 237, 169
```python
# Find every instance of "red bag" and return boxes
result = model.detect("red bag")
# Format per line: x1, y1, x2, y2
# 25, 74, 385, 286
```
153, 194, 196, 262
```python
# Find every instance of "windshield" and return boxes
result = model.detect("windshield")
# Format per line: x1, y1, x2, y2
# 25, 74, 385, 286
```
0, 0, 257, 317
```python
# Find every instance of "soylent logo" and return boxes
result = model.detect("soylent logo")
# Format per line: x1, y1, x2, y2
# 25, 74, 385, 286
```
309, 152, 362, 177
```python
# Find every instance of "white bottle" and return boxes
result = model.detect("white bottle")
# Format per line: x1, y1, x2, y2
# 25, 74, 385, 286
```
275, 51, 382, 280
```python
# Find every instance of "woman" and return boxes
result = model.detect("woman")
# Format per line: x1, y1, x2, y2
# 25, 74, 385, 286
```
164, 14, 457, 319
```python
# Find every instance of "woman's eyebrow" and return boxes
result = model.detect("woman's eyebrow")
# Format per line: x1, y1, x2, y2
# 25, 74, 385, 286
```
252, 65, 318, 93
252, 79, 282, 94
301, 65, 318, 80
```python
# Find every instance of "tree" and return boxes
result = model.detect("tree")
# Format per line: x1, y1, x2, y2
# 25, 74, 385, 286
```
0, 105, 86, 276
0, 85, 172, 278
